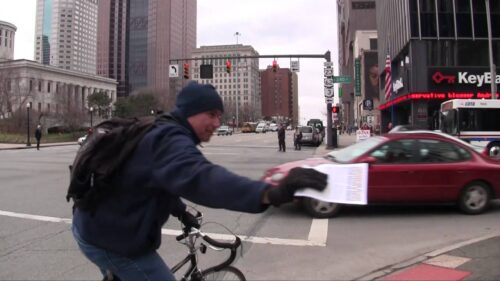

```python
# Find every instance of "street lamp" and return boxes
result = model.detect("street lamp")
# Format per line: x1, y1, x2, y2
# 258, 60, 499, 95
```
26, 102, 31, 146
90, 106, 94, 127
485, 0, 497, 99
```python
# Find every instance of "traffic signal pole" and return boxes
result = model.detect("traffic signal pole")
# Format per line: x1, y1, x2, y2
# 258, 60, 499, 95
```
324, 51, 337, 149
171, 51, 333, 140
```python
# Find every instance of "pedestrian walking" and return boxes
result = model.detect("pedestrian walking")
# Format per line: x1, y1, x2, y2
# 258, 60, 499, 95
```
277, 123, 286, 152
294, 127, 302, 150
35, 124, 42, 150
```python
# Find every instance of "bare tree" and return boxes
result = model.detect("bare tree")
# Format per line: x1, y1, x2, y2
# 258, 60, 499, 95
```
0, 69, 34, 133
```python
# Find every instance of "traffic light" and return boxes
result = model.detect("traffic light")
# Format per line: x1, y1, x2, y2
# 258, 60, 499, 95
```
332, 106, 340, 113
226, 60, 231, 74
183, 63, 189, 79
272, 59, 278, 72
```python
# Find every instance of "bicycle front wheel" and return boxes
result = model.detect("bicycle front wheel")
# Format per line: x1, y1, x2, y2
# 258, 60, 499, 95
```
200, 266, 246, 281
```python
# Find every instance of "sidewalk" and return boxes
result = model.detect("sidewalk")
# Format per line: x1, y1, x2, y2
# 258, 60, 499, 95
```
362, 232, 500, 281
314, 133, 357, 156
313, 135, 500, 281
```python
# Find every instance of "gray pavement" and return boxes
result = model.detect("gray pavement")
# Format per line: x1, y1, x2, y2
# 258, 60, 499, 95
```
314, 133, 500, 281
2, 134, 500, 280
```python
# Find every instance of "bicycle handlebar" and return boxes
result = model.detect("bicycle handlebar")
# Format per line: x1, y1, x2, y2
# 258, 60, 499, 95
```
202, 234, 241, 249
175, 227, 241, 250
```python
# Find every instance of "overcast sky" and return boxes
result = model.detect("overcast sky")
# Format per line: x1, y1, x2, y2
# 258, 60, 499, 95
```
0, 0, 338, 123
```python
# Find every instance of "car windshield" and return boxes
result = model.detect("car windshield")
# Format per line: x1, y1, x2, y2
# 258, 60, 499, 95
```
326, 136, 387, 163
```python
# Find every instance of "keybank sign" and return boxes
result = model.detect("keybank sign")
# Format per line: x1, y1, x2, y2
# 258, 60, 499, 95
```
458, 72, 500, 87
430, 68, 500, 91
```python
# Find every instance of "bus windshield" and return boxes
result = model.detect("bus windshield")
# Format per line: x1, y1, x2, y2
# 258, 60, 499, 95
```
458, 108, 500, 131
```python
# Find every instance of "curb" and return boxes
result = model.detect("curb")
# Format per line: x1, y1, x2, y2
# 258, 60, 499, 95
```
355, 231, 500, 280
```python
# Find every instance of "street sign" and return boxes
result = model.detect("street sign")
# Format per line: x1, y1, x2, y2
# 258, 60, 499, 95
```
324, 77, 334, 88
324, 61, 333, 68
291, 60, 300, 72
324, 87, 334, 97
324, 67, 333, 77
325, 96, 333, 103
169, 64, 179, 78
332, 75, 352, 83
354, 58, 361, 96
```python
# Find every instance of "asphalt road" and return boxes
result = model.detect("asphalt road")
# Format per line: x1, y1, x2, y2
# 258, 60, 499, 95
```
1, 131, 500, 280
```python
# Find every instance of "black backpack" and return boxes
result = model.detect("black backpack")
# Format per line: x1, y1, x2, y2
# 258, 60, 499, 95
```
66, 114, 176, 213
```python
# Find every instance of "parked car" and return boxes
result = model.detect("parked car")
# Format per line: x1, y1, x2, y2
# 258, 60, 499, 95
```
261, 130, 500, 218
255, 123, 267, 133
269, 123, 278, 132
217, 125, 233, 136
298, 126, 321, 146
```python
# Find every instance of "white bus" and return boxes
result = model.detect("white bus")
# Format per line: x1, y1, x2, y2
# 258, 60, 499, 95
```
440, 99, 500, 156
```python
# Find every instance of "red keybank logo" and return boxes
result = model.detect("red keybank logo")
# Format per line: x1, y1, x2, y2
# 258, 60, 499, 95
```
432, 71, 456, 84
433, 71, 500, 87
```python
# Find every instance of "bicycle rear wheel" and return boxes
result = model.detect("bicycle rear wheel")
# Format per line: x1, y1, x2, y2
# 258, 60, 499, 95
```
200, 266, 246, 281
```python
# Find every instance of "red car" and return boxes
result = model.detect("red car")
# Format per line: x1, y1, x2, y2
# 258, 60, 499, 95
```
261, 131, 500, 218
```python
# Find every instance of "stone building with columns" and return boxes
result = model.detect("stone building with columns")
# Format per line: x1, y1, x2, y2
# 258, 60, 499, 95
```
0, 59, 117, 129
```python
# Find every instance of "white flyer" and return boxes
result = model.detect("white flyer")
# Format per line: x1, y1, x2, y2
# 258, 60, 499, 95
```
295, 163, 368, 205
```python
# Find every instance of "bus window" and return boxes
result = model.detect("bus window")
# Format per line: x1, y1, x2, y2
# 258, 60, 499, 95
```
441, 110, 458, 135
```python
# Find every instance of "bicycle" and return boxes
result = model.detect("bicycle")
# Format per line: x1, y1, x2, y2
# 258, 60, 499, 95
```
171, 210, 246, 281
105, 210, 245, 281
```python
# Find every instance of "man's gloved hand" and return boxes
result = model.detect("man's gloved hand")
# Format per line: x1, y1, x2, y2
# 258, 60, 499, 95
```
267, 167, 327, 207
179, 210, 200, 229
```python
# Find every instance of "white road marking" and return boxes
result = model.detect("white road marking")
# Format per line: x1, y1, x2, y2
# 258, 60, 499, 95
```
424, 254, 471, 268
0, 210, 72, 224
0, 210, 328, 247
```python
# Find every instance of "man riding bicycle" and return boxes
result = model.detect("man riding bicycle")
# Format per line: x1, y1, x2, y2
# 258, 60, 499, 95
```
71, 82, 327, 280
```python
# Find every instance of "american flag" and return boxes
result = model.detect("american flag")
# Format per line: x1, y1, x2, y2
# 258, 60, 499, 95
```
384, 54, 392, 100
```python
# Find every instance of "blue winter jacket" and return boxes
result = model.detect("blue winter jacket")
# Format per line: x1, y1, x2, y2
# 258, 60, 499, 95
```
72, 110, 269, 257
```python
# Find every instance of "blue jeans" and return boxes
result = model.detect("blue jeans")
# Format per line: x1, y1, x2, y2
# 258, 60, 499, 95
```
72, 225, 176, 281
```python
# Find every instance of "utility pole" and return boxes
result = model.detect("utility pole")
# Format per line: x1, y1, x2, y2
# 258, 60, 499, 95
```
486, 0, 497, 99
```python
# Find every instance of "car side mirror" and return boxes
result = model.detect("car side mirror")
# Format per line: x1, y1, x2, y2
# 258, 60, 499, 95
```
358, 156, 377, 165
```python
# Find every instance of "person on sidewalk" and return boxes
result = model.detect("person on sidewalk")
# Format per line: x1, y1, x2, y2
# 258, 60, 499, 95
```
277, 123, 286, 152
35, 124, 42, 150
294, 127, 302, 150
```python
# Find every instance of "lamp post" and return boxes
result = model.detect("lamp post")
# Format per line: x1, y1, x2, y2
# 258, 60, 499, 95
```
90, 106, 94, 127
26, 102, 31, 146
486, 0, 497, 99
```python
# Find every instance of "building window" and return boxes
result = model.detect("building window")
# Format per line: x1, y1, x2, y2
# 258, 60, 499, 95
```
456, 0, 473, 37
420, 0, 437, 37
369, 38, 378, 50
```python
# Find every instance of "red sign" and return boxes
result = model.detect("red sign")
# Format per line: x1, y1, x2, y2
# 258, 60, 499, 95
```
379, 91, 500, 110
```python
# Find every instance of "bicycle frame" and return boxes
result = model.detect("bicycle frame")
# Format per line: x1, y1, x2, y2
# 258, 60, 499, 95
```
171, 251, 202, 281
171, 211, 243, 281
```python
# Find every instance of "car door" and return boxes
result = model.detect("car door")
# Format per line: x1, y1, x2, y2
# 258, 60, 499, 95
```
412, 139, 472, 201
366, 139, 421, 202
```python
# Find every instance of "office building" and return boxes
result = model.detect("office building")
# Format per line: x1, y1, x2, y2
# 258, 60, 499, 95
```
97, 0, 197, 100
260, 66, 298, 125
377, 0, 499, 131
34, 0, 98, 74
337, 0, 377, 129
191, 44, 262, 124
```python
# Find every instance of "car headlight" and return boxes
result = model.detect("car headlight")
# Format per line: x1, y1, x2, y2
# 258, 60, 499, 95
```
270, 172, 285, 182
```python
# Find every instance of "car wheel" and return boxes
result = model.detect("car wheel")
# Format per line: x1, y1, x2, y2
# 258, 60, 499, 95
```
302, 198, 341, 218
487, 142, 500, 159
458, 181, 491, 215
